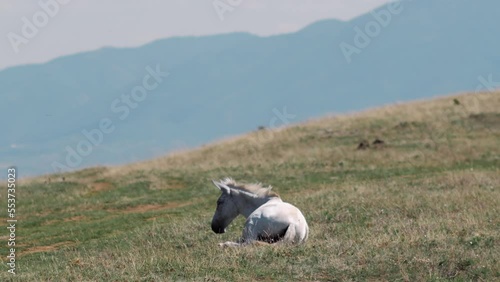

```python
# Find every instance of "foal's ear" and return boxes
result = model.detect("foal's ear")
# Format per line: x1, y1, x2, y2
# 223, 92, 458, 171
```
212, 180, 231, 194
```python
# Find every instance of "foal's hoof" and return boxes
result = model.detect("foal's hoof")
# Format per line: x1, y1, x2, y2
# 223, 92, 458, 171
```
218, 241, 240, 247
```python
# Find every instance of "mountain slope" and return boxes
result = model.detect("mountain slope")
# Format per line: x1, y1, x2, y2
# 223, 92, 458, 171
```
2, 0, 499, 177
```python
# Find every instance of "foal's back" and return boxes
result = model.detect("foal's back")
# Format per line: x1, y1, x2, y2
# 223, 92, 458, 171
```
245, 199, 309, 244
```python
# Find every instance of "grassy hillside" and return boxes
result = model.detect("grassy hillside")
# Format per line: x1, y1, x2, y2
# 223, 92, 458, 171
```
5, 0, 500, 178
1, 92, 499, 281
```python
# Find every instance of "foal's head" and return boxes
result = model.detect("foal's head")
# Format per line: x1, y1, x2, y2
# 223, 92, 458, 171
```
211, 180, 239, 234
210, 178, 278, 234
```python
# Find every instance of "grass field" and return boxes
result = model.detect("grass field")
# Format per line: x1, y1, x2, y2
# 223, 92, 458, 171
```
1, 92, 499, 281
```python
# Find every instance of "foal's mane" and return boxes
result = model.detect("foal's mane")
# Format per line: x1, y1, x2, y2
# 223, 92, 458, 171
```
220, 178, 279, 198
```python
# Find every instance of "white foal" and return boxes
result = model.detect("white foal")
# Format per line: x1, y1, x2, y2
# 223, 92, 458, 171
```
210, 178, 309, 247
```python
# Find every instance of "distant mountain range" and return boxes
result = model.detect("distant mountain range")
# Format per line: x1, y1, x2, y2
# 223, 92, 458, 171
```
2, 0, 499, 177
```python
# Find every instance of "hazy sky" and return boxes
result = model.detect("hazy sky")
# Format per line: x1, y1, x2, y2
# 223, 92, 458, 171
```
0, 0, 391, 70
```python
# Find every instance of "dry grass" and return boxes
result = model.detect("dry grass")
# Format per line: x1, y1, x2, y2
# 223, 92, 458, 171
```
2, 91, 499, 281
99, 92, 497, 174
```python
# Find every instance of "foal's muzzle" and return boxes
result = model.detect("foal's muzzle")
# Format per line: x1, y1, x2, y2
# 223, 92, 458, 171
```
211, 223, 226, 234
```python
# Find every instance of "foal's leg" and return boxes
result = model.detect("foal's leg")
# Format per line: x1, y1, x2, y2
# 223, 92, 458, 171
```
218, 223, 258, 247
219, 241, 271, 247
219, 241, 242, 247
218, 237, 245, 247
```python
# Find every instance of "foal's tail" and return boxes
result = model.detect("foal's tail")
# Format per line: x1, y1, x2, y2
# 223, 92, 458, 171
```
282, 222, 308, 244
282, 225, 296, 243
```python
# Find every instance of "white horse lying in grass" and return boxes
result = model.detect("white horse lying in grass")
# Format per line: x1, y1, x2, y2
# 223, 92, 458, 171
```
210, 178, 309, 247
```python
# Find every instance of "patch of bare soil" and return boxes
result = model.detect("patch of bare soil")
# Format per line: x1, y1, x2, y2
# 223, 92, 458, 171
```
63, 215, 86, 222
90, 182, 114, 192
42, 219, 59, 226
21, 241, 74, 256
42, 215, 87, 226
114, 202, 191, 214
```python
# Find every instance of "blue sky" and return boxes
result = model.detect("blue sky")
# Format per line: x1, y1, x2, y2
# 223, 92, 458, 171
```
0, 0, 391, 70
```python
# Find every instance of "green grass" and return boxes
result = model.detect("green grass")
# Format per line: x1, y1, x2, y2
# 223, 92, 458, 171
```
1, 92, 499, 281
